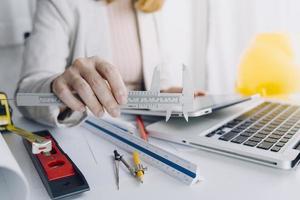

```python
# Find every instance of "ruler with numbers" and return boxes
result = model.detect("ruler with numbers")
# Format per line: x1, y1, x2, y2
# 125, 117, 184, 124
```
13, 65, 195, 121
82, 116, 199, 185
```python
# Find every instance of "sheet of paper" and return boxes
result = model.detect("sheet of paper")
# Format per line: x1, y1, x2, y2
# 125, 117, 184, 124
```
0, 133, 29, 200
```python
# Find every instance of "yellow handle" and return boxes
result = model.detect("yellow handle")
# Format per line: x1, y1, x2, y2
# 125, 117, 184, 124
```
133, 151, 140, 165
136, 170, 144, 178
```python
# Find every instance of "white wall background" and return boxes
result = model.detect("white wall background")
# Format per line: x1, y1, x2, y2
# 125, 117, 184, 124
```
0, 0, 34, 99
162, 0, 208, 90
160, 0, 194, 72
0, 0, 33, 46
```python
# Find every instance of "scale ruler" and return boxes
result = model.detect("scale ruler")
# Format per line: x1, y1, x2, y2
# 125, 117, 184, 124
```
82, 116, 199, 185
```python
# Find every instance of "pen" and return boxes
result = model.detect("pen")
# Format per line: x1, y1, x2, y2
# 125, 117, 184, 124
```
132, 151, 146, 183
136, 115, 148, 141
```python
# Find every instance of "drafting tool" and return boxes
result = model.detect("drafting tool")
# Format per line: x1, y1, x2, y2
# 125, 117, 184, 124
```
113, 150, 136, 190
136, 116, 148, 141
114, 150, 135, 176
114, 150, 121, 190
83, 116, 199, 185
122, 64, 194, 121
23, 130, 90, 199
14, 92, 63, 106
0, 92, 51, 154
132, 151, 147, 183
10, 64, 195, 122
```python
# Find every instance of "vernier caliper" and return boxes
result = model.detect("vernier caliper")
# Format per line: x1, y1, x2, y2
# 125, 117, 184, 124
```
13, 65, 195, 121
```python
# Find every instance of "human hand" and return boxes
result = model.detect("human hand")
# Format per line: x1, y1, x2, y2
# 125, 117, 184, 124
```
52, 56, 128, 117
161, 87, 205, 97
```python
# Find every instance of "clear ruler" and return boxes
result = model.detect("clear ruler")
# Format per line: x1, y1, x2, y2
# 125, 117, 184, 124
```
82, 116, 199, 185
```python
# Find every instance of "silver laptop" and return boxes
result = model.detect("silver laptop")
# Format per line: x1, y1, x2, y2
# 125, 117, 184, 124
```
146, 98, 300, 169
122, 94, 252, 118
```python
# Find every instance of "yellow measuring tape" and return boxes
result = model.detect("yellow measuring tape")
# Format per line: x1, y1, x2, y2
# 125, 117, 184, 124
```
6, 125, 46, 143
0, 92, 51, 154
5, 124, 52, 154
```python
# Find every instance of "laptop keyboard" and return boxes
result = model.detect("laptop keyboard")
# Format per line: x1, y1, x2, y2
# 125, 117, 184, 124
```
206, 102, 300, 152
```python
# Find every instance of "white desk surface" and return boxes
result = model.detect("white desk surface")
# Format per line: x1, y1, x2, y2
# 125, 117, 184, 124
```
3, 110, 300, 200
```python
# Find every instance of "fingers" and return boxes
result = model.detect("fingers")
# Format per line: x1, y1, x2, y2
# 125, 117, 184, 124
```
161, 87, 206, 97
52, 77, 85, 112
161, 87, 182, 93
80, 66, 121, 117
194, 90, 206, 97
69, 73, 104, 117
52, 57, 128, 118
93, 57, 128, 105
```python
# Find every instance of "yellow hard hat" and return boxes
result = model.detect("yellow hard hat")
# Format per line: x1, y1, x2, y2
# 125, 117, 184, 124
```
236, 33, 300, 97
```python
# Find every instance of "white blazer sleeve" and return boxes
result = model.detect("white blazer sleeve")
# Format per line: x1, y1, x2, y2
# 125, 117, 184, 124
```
16, 0, 87, 127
